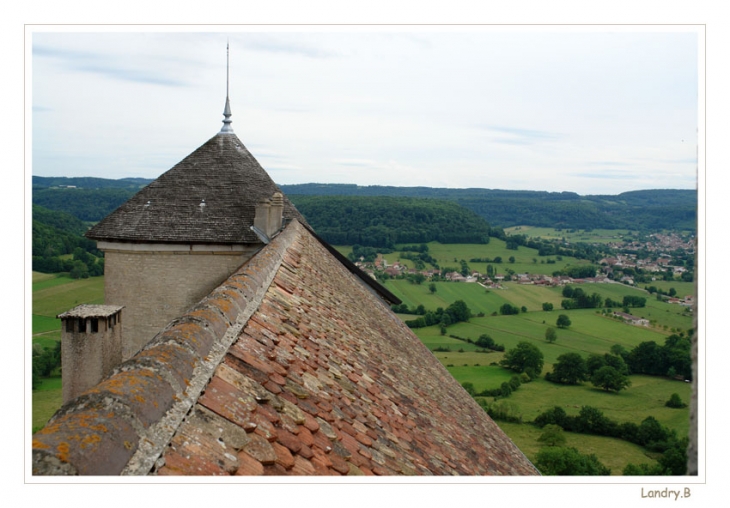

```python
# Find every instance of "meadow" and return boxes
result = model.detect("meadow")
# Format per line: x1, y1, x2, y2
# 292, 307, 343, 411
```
31, 273, 105, 430
338, 238, 594, 277
393, 256, 693, 474
504, 226, 633, 244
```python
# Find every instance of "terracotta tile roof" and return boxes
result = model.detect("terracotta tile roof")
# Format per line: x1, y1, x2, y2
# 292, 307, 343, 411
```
85, 133, 307, 244
33, 220, 538, 476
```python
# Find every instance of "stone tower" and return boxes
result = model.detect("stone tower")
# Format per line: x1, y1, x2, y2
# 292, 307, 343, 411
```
57, 304, 123, 402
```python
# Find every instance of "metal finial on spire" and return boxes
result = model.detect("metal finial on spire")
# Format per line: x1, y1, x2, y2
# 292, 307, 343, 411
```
220, 42, 234, 134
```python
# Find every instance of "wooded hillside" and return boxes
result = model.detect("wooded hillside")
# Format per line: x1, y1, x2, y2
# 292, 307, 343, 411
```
290, 195, 493, 247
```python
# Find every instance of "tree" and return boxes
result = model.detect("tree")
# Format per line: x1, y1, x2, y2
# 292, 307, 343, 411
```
535, 447, 611, 475
542, 302, 553, 311
500, 341, 544, 378
545, 327, 557, 344
428, 283, 437, 294
556, 314, 571, 328
547, 352, 588, 385
445, 300, 471, 323
475, 334, 495, 349
665, 393, 687, 408
590, 366, 631, 393
508, 256, 516, 263
499, 303, 520, 315
69, 260, 90, 279
538, 424, 566, 447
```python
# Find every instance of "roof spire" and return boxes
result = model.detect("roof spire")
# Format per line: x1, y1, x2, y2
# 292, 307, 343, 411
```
220, 41, 234, 134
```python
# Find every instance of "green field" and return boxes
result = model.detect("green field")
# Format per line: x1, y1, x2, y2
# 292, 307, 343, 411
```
401, 266, 693, 474
32, 274, 105, 325
384, 279, 509, 315
496, 421, 660, 475
381, 239, 593, 277
31, 272, 105, 430
504, 226, 633, 244
32, 376, 63, 432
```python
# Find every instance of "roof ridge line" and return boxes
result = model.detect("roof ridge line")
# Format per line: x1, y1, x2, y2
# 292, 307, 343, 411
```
121, 221, 299, 475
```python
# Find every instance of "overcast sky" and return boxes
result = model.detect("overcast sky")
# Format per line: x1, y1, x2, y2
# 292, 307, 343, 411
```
31, 27, 700, 195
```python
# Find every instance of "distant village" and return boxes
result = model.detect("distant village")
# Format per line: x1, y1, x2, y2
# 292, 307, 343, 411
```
353, 231, 696, 312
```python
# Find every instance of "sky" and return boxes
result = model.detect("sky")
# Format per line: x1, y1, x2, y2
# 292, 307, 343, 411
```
30, 27, 701, 196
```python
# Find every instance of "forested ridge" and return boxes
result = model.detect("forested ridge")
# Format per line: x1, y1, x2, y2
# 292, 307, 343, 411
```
289, 195, 493, 247
32, 205, 103, 275
281, 184, 697, 231
32, 177, 696, 250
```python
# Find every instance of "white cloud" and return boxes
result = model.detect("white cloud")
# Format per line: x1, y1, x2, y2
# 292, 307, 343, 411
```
30, 28, 700, 194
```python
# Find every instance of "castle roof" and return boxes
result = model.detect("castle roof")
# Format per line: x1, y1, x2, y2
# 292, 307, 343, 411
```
85, 133, 307, 245
33, 220, 538, 476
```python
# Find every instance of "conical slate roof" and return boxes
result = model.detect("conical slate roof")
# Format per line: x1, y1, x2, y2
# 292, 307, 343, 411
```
86, 133, 306, 244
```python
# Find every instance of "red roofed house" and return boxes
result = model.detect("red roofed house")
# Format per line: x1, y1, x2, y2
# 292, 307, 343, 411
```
32, 58, 538, 477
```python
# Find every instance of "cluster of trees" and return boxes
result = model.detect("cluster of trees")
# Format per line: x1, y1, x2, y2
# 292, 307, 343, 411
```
546, 334, 692, 390
399, 246, 438, 270
463, 372, 529, 399
32, 205, 104, 276
290, 195, 494, 248
499, 231, 602, 264
474, 333, 505, 352
534, 405, 687, 474
621, 295, 648, 308
403, 300, 472, 330
32, 342, 62, 390
444, 333, 505, 352
499, 342, 544, 380
560, 286, 603, 310
560, 286, 647, 311
623, 334, 693, 380
545, 351, 630, 392
554, 265, 599, 279
347, 244, 394, 263
499, 303, 521, 315
535, 426, 611, 476
534, 446, 611, 476
646, 285, 678, 297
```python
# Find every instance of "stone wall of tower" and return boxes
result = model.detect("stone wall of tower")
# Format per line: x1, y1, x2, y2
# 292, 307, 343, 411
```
60, 307, 123, 403
103, 246, 259, 359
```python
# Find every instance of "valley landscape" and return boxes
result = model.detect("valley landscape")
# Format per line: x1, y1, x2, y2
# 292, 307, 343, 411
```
31, 177, 696, 476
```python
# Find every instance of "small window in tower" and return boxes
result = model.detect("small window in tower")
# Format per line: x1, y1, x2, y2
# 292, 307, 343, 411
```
66, 319, 74, 333
79, 319, 86, 333
91, 318, 99, 333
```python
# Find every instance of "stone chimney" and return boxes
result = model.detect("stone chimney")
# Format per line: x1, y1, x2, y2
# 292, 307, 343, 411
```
254, 192, 285, 238
57, 305, 124, 403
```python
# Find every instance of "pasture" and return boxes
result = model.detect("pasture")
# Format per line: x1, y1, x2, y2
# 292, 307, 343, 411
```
33, 274, 104, 326
504, 226, 633, 245
32, 376, 63, 432
496, 421, 659, 475
381, 238, 593, 277
408, 280, 693, 456
31, 272, 104, 431
328, 240, 591, 275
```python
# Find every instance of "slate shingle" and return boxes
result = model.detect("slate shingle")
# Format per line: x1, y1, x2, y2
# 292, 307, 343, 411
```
86, 133, 306, 244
